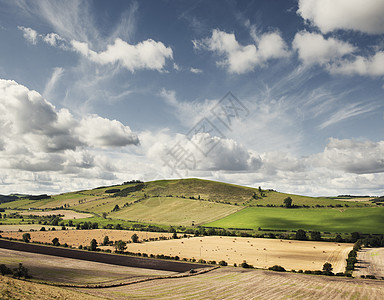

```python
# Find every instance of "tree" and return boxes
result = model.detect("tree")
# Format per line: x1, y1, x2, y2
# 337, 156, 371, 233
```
283, 197, 293, 208
335, 234, 344, 243
103, 236, 110, 246
102, 212, 107, 219
322, 262, 333, 274
351, 232, 360, 243
52, 237, 60, 246
22, 233, 31, 243
310, 231, 321, 241
114, 240, 127, 253
112, 204, 120, 212
131, 233, 139, 243
295, 229, 307, 240
40, 226, 46, 231
13, 263, 30, 278
90, 239, 98, 251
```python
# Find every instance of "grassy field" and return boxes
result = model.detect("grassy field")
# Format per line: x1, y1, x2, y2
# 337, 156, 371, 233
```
109, 196, 241, 226
0, 178, 381, 234
205, 207, 384, 234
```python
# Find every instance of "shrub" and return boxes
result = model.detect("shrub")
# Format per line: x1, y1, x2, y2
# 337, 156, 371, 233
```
218, 260, 228, 266
269, 265, 286, 272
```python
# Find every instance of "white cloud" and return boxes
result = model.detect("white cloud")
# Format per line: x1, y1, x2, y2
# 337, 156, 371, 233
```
190, 67, 203, 74
77, 115, 139, 148
310, 138, 384, 174
292, 31, 356, 65
43, 67, 64, 99
18, 26, 38, 44
71, 38, 173, 72
193, 29, 289, 74
298, 0, 384, 34
329, 51, 384, 76
0, 79, 139, 154
319, 102, 379, 129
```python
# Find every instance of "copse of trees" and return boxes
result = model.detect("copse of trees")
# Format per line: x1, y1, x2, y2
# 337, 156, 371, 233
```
22, 233, 31, 243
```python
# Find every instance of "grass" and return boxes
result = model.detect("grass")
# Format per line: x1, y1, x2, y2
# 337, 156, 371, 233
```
109, 196, 241, 226
204, 206, 384, 234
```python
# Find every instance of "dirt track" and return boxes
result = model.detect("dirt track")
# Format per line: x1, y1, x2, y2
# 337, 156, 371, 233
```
0, 239, 208, 273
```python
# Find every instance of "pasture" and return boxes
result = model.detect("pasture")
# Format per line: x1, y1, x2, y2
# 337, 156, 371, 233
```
205, 207, 384, 234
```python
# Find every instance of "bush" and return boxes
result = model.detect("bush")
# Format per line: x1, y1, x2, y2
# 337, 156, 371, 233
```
268, 265, 286, 272
218, 260, 228, 266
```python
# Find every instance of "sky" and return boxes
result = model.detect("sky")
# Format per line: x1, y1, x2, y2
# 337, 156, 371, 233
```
0, 0, 384, 196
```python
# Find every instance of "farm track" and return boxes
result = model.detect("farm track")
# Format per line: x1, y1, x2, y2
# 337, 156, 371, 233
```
0, 239, 209, 273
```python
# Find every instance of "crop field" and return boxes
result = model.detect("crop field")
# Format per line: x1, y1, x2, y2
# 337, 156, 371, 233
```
78, 267, 384, 300
0, 224, 64, 232
20, 209, 93, 219
0, 248, 175, 285
109, 196, 241, 226
205, 207, 384, 234
0, 229, 175, 248
354, 247, 384, 279
123, 236, 352, 273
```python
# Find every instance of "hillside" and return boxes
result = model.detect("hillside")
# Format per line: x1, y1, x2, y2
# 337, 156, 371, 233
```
0, 178, 381, 233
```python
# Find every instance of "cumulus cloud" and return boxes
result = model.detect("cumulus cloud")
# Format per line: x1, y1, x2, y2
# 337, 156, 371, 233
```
18, 26, 38, 44
310, 138, 384, 174
71, 38, 173, 72
0, 79, 139, 164
329, 51, 384, 76
293, 31, 356, 65
193, 29, 289, 74
298, 0, 384, 34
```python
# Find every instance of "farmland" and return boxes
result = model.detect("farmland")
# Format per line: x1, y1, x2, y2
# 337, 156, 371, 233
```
1, 229, 352, 273
354, 248, 384, 279
205, 206, 384, 234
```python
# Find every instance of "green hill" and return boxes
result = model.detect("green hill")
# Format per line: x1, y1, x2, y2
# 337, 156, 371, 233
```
0, 178, 379, 233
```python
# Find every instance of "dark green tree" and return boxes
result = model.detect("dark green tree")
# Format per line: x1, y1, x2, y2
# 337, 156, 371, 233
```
283, 197, 293, 208
131, 233, 139, 243
90, 239, 98, 251
295, 229, 307, 240
103, 236, 110, 246
114, 240, 127, 253
322, 262, 333, 274
310, 231, 321, 241
112, 205, 120, 212
52, 237, 60, 246
22, 233, 31, 243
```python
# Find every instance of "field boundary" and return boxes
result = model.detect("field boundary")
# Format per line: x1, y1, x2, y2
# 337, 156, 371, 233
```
0, 239, 209, 273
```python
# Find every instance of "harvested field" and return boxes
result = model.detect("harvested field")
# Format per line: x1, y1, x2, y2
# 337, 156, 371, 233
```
20, 209, 93, 219
0, 248, 176, 285
125, 236, 352, 273
0, 239, 209, 273
78, 267, 384, 300
0, 228, 174, 248
0, 224, 64, 232
354, 247, 384, 279
0, 276, 99, 300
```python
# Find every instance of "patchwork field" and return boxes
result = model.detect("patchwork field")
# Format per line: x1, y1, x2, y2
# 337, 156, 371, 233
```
205, 207, 384, 234
0, 229, 175, 248
20, 209, 93, 219
124, 236, 352, 273
0, 224, 64, 232
354, 247, 384, 279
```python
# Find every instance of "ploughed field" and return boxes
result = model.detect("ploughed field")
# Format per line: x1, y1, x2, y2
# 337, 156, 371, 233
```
1, 229, 352, 273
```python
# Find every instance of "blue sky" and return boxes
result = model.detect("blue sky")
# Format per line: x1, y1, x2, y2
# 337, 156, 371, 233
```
0, 0, 384, 196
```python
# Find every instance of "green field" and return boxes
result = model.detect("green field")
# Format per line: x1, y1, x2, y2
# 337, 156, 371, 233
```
110, 196, 241, 226
205, 206, 384, 234
1, 178, 381, 234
